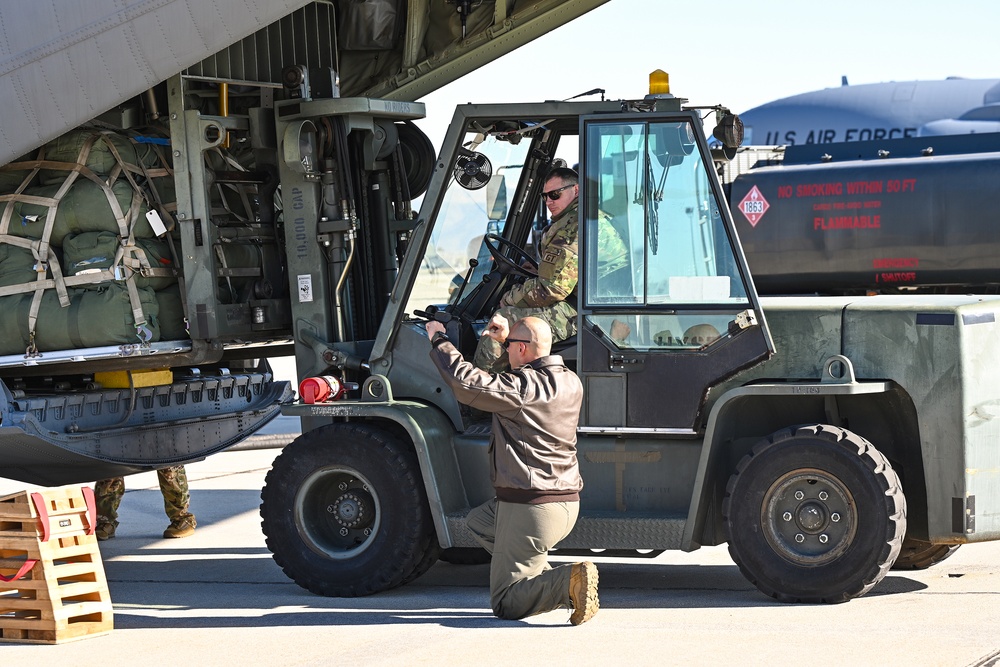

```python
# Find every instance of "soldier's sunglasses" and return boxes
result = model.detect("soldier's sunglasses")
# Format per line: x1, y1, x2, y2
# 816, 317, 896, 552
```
502, 338, 532, 350
541, 184, 575, 201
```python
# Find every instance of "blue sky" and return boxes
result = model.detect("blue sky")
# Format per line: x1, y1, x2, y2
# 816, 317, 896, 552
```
415, 0, 1000, 145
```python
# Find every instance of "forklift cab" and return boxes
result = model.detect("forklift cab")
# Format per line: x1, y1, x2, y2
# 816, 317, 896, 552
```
396, 97, 773, 433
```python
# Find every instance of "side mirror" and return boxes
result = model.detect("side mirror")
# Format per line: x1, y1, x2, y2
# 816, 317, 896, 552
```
653, 123, 696, 158
486, 174, 507, 221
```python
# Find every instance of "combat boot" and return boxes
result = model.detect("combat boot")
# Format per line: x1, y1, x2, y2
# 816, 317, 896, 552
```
163, 517, 196, 539
568, 561, 599, 625
95, 521, 117, 541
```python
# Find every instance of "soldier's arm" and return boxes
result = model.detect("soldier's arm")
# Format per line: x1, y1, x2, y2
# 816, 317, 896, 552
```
501, 240, 578, 307
597, 215, 629, 278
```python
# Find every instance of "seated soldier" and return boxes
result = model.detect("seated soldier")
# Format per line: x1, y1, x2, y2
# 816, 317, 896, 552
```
473, 167, 627, 372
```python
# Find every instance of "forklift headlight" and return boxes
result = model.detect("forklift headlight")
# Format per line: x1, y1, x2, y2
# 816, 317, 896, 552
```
712, 113, 744, 150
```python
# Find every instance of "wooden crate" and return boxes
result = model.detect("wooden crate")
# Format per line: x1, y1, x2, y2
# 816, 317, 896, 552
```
0, 486, 113, 644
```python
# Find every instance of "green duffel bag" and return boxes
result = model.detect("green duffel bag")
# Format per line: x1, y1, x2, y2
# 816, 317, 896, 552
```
0, 242, 44, 288
39, 130, 165, 184
0, 283, 160, 355
63, 231, 179, 291
0, 150, 40, 193
147, 172, 177, 214
156, 284, 189, 341
1, 178, 154, 245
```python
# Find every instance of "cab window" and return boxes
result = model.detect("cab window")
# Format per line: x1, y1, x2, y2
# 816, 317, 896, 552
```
404, 131, 530, 317
582, 120, 748, 308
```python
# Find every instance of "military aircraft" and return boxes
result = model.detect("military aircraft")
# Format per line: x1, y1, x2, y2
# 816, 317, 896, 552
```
0, 0, 610, 166
739, 77, 1000, 146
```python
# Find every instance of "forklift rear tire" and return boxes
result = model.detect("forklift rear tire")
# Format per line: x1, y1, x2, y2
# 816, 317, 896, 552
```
722, 424, 906, 603
260, 423, 437, 596
891, 537, 960, 570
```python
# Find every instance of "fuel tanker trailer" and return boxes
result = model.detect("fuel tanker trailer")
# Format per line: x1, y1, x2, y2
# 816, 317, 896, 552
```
727, 133, 1000, 295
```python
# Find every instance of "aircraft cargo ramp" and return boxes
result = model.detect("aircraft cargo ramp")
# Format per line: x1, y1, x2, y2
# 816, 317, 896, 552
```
0, 370, 294, 486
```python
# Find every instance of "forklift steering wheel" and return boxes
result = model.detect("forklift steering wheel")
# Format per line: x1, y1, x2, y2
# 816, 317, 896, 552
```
483, 233, 538, 279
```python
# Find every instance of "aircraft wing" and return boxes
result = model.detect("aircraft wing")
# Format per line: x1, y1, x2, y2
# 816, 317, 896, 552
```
0, 0, 610, 166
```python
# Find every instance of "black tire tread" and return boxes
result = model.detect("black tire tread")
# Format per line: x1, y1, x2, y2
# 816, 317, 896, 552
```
892, 538, 960, 570
722, 424, 906, 604
260, 423, 438, 597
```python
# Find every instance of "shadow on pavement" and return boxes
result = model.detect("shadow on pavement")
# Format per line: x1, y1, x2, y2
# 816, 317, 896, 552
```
96, 488, 929, 629
99, 550, 930, 632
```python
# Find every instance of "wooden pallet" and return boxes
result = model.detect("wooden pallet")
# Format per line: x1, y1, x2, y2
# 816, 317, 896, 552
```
0, 486, 113, 644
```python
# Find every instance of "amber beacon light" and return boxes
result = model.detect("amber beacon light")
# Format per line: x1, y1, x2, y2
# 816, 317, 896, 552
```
649, 69, 670, 95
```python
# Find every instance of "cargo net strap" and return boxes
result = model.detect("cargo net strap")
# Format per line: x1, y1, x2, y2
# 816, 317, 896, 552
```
0, 130, 175, 352
0, 236, 73, 300
0, 557, 37, 582
208, 147, 256, 223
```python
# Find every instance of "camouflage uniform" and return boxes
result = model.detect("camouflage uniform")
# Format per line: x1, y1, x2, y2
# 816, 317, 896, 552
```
594, 210, 629, 282
95, 465, 196, 539
473, 200, 628, 372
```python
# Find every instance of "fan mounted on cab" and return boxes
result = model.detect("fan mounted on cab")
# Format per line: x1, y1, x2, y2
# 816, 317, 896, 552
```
453, 148, 492, 190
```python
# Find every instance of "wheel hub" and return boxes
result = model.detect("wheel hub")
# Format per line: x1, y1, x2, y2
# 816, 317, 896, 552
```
762, 469, 857, 565
332, 492, 365, 528
295, 468, 381, 560
796, 501, 826, 532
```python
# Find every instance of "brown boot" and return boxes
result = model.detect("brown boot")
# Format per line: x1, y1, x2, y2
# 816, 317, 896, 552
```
163, 517, 196, 539
568, 561, 599, 625
95, 521, 117, 541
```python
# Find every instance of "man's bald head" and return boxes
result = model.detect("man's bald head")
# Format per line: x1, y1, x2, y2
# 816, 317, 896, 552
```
510, 316, 552, 364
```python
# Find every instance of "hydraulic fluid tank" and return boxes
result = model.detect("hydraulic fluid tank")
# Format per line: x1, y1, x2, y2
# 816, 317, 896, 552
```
729, 135, 1000, 294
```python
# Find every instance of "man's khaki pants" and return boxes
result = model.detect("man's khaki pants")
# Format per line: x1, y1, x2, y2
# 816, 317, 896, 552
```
466, 497, 579, 620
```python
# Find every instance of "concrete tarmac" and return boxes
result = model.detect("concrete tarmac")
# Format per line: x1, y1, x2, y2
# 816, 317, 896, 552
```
2, 446, 1000, 667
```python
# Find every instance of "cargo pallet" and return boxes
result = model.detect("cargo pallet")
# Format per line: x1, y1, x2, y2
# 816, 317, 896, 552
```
0, 486, 113, 643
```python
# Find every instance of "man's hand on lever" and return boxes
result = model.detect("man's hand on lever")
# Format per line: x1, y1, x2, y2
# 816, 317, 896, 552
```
484, 313, 510, 345
425, 320, 446, 340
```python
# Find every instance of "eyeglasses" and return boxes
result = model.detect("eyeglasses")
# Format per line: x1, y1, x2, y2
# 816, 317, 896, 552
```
541, 184, 575, 201
502, 338, 532, 350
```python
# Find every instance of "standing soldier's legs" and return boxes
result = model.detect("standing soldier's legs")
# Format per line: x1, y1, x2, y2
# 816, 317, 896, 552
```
94, 477, 125, 541
158, 466, 197, 538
